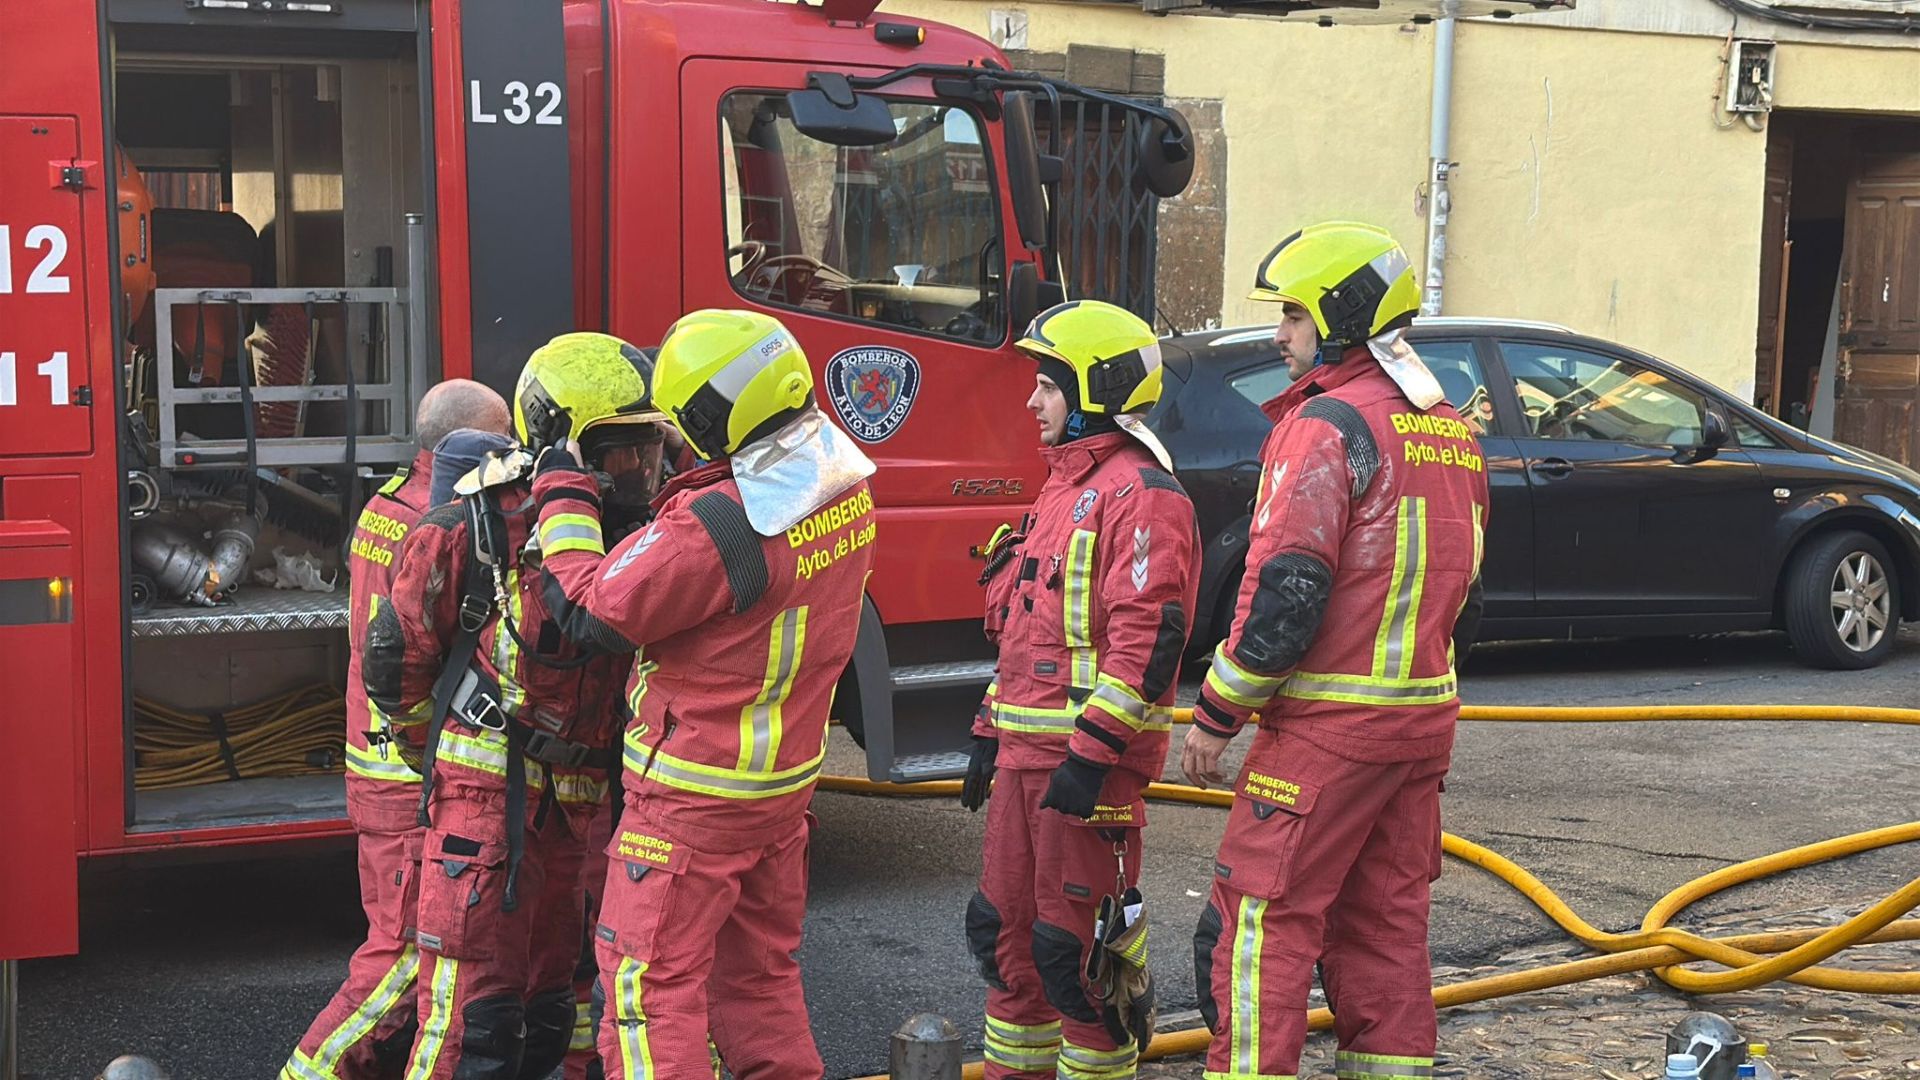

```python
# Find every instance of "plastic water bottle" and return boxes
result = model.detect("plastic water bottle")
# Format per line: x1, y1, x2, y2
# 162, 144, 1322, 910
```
1666, 1053, 1703, 1079
1748, 1042, 1781, 1080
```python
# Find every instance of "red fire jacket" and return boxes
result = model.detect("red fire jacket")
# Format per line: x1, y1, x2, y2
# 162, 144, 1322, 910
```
532, 459, 877, 853
975, 431, 1201, 781
343, 449, 433, 824
1193, 351, 1490, 763
365, 478, 627, 815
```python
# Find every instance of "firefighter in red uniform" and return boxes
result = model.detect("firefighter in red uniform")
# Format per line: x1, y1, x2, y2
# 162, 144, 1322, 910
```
283, 379, 509, 1080
961, 300, 1201, 1080
530, 308, 876, 1080
1184, 222, 1489, 1080
365, 334, 669, 1080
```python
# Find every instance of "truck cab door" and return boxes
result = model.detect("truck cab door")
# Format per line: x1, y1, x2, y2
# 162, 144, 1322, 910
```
678, 59, 1041, 622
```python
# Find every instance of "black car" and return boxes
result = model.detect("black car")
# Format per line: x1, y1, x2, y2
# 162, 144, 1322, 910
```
1150, 317, 1920, 669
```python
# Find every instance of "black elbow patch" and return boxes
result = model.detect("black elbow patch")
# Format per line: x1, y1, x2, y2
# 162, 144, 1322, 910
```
1141, 602, 1188, 701
539, 572, 637, 655
689, 492, 769, 613
364, 602, 407, 709
1298, 397, 1380, 497
1233, 552, 1334, 675
1075, 717, 1129, 755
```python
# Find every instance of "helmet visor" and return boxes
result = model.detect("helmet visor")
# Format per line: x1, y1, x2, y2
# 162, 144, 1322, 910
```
585, 424, 667, 510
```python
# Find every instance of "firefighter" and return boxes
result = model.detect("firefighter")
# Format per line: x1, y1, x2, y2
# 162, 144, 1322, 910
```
529, 308, 876, 1080
961, 300, 1201, 1080
282, 379, 509, 1080
365, 334, 668, 1080
1183, 222, 1489, 1080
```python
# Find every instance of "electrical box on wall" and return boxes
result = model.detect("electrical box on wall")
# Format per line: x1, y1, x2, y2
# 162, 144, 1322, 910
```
1727, 39, 1777, 115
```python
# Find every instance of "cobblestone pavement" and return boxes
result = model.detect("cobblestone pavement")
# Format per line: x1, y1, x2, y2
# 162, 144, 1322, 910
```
1138, 903, 1920, 1079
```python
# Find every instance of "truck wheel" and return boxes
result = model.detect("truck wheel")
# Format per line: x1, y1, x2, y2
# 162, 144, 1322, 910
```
1784, 530, 1900, 670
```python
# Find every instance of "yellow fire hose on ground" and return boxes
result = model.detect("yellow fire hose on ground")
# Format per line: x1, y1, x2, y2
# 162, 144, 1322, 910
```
133, 684, 344, 790
826, 703, 1920, 1078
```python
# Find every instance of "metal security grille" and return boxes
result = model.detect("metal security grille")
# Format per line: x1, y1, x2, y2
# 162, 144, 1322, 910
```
1039, 97, 1162, 324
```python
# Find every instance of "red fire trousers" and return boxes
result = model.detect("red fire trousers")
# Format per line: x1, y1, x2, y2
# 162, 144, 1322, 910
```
969, 767, 1147, 1080
282, 799, 424, 1080
1194, 729, 1447, 1080
401, 783, 596, 1080
591, 800, 818, 1080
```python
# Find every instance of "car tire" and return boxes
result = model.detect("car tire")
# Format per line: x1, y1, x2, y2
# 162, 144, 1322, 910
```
1784, 529, 1900, 670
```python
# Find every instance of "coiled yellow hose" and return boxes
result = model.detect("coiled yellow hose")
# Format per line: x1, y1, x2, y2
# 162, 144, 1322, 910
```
133, 684, 345, 790
830, 703, 1920, 1077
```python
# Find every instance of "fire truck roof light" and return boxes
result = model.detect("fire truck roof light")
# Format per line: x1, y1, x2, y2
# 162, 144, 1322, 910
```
284, 2, 342, 12
188, 0, 256, 9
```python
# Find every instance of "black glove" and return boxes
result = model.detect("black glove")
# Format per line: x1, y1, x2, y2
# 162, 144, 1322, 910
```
960, 736, 998, 812
535, 444, 587, 476
1041, 753, 1110, 820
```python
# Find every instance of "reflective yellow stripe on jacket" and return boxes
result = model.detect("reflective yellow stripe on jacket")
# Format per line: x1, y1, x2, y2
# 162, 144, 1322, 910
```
626, 608, 825, 801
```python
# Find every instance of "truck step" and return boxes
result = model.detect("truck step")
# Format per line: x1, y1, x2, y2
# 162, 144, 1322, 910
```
888, 751, 973, 784
890, 660, 996, 692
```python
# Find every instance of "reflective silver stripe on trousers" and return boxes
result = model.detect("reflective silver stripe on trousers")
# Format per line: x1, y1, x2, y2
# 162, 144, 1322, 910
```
1282, 673, 1457, 700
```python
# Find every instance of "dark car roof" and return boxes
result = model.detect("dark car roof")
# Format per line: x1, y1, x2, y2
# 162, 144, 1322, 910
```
1158, 317, 1829, 458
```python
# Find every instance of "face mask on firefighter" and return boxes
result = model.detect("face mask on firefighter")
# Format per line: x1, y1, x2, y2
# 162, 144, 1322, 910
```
583, 424, 666, 513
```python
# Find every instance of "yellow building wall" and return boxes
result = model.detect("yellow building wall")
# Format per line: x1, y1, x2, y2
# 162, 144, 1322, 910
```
883, 0, 1920, 399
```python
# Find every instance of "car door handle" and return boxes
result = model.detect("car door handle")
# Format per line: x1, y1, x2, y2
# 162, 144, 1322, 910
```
1529, 457, 1574, 479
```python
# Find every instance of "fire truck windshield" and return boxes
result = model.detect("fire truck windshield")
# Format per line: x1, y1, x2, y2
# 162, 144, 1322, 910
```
721, 93, 1003, 345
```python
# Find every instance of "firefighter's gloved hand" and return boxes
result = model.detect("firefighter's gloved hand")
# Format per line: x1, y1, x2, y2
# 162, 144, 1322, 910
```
959, 736, 998, 812
535, 440, 587, 476
1041, 753, 1109, 820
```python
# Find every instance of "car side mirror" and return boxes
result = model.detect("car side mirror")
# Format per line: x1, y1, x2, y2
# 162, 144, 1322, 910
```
1003, 93, 1056, 252
1676, 410, 1729, 463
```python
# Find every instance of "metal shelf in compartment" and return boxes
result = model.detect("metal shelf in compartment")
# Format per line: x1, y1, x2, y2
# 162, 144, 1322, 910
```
131, 588, 349, 637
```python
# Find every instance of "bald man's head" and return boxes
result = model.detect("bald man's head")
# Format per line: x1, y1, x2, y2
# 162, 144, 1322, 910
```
417, 378, 511, 450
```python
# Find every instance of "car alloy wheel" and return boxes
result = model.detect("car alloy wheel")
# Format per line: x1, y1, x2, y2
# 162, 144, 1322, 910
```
1830, 550, 1891, 654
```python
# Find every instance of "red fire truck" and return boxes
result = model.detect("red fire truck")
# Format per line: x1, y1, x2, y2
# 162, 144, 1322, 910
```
0, 0, 1568, 1045
0, 0, 1209, 986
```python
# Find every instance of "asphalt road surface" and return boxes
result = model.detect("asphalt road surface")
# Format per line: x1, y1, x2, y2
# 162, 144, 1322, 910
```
19, 627, 1920, 1079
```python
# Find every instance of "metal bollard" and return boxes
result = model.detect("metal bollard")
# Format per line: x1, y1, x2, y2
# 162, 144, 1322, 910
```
890, 1012, 962, 1080
99, 1056, 170, 1080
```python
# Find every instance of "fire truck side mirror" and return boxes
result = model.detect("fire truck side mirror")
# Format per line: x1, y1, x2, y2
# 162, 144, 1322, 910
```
1003, 92, 1054, 253
1006, 262, 1066, 336
787, 76, 897, 147
1136, 111, 1195, 200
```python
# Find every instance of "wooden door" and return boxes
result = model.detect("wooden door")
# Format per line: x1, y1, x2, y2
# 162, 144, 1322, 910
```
1835, 151, 1920, 462
1753, 134, 1791, 415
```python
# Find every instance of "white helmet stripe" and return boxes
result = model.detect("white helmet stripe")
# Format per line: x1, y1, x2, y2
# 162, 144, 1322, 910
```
709, 328, 795, 402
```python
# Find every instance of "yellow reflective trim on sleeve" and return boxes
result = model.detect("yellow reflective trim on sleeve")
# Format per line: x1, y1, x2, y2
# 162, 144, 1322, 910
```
539, 513, 605, 557
1206, 645, 1284, 709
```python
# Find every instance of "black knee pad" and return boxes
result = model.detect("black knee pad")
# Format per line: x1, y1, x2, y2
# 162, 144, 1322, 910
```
1031, 921, 1099, 1024
517, 987, 574, 1080
454, 993, 526, 1080
965, 891, 1008, 991
1193, 904, 1224, 1034
372, 1015, 420, 1077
